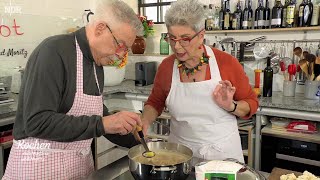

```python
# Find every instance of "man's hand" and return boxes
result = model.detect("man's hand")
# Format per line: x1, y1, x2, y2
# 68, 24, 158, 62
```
102, 111, 142, 135
212, 80, 236, 112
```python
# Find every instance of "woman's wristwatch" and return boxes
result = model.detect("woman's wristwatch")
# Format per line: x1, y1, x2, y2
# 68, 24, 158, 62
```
228, 100, 238, 113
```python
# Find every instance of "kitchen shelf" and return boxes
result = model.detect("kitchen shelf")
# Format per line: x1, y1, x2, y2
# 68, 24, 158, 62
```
262, 124, 320, 144
205, 26, 320, 34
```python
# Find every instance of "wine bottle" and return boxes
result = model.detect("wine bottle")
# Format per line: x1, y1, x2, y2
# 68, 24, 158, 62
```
223, 0, 231, 30
306, 0, 313, 26
282, 0, 290, 28
271, 0, 283, 28
219, 0, 225, 30
265, 0, 271, 28
242, 0, 253, 29
206, 5, 214, 31
311, 0, 320, 26
255, 0, 265, 29
298, 0, 307, 27
213, 6, 221, 30
263, 57, 273, 97
286, 0, 296, 28
232, 0, 242, 30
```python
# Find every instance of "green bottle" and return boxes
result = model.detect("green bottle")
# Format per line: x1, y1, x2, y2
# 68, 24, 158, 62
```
160, 33, 169, 55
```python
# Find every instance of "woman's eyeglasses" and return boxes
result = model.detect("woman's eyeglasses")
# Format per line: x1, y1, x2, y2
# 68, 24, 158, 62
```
165, 29, 204, 47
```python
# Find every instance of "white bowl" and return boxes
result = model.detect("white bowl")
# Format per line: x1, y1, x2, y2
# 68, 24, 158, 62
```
103, 66, 126, 86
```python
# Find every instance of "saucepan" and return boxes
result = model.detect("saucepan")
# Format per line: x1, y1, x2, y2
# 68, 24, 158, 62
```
128, 142, 193, 180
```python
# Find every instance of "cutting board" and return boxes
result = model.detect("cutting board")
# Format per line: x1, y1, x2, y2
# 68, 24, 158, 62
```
268, 167, 302, 180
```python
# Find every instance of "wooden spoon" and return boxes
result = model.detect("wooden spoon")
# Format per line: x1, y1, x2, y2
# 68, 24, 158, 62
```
316, 57, 320, 64
293, 47, 302, 57
303, 51, 309, 59
299, 59, 309, 77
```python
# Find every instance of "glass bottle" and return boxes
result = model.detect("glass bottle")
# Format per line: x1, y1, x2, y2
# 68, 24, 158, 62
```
242, 0, 253, 29
265, 0, 271, 28
306, 0, 314, 26
271, 0, 283, 28
255, 0, 265, 29
206, 5, 214, 31
263, 57, 273, 97
223, 0, 231, 30
232, 1, 242, 30
213, 6, 221, 30
298, 0, 307, 27
160, 33, 169, 55
282, 0, 290, 28
286, 0, 296, 28
311, 0, 320, 26
219, 0, 225, 30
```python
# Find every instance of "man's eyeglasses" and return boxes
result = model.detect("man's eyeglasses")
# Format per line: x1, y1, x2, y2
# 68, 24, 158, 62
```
165, 29, 204, 47
105, 24, 129, 54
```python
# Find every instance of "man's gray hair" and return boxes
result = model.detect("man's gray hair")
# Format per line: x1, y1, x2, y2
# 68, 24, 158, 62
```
91, 0, 144, 36
165, 0, 205, 32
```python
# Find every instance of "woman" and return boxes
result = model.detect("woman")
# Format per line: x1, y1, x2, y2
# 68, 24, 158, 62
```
141, 0, 258, 163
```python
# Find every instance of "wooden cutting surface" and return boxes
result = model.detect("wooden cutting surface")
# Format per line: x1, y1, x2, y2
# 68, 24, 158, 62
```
268, 167, 302, 180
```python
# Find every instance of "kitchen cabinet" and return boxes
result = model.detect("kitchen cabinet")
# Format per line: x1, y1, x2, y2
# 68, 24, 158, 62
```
239, 124, 255, 167
254, 92, 320, 171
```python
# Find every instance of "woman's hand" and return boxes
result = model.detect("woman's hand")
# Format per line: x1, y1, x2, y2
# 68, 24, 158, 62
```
212, 80, 236, 111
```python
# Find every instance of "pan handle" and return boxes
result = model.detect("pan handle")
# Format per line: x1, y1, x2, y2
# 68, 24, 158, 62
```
151, 166, 177, 174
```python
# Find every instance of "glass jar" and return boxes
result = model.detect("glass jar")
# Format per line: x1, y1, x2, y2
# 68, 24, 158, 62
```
160, 33, 169, 55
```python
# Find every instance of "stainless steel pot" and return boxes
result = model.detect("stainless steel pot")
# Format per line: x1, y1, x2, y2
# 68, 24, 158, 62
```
128, 142, 193, 180
153, 118, 170, 135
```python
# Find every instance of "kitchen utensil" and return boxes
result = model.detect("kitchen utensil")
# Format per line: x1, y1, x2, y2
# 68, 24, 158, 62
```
283, 80, 296, 97
305, 54, 316, 79
316, 43, 320, 57
128, 142, 193, 180
136, 126, 155, 158
303, 51, 309, 59
316, 57, 320, 64
253, 46, 270, 60
314, 64, 320, 80
253, 69, 262, 96
153, 118, 170, 136
304, 80, 320, 99
293, 46, 302, 58
306, 53, 316, 63
288, 64, 297, 81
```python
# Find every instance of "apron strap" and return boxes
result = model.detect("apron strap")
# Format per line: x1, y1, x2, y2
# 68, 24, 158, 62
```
74, 36, 101, 94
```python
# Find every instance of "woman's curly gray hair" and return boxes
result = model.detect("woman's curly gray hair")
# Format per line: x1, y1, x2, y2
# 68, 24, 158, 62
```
91, 0, 144, 36
165, 0, 205, 32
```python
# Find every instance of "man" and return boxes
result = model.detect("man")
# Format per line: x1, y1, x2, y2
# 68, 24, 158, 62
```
3, 0, 143, 179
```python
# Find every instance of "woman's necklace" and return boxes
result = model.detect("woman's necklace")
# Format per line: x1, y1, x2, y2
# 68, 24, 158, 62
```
177, 53, 210, 77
